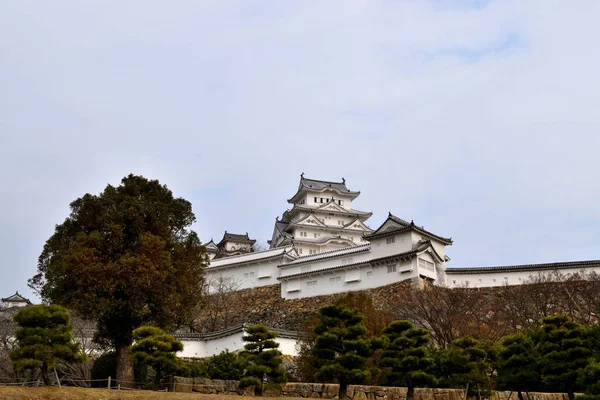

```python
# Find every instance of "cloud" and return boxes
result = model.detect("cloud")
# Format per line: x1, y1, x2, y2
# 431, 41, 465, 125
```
1, 0, 599, 299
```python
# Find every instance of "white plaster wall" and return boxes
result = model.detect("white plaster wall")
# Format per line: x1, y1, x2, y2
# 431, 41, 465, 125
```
411, 232, 447, 260
224, 242, 251, 252
280, 250, 372, 277
178, 333, 298, 358
179, 332, 245, 358
281, 259, 416, 300
369, 231, 414, 258
205, 258, 281, 292
445, 266, 600, 288
416, 253, 438, 281
306, 190, 354, 209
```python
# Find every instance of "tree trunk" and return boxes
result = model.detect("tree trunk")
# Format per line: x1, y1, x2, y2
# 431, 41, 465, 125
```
518, 391, 524, 400
116, 342, 134, 388
40, 362, 51, 386
567, 391, 575, 400
339, 379, 348, 400
407, 384, 415, 400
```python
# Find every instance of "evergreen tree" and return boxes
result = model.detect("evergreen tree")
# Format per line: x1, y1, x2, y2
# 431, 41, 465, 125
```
312, 305, 372, 399
207, 350, 244, 380
238, 325, 286, 395
9, 304, 83, 386
434, 336, 489, 399
379, 320, 436, 400
537, 314, 591, 400
579, 362, 600, 400
30, 174, 206, 385
131, 326, 184, 385
497, 332, 541, 400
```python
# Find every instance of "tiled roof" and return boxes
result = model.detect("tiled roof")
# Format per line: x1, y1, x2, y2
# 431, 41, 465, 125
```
283, 205, 373, 220
279, 244, 371, 268
174, 324, 302, 340
278, 241, 434, 281
365, 213, 453, 245
447, 260, 600, 275
287, 174, 360, 203
1, 292, 31, 304
208, 246, 297, 269
216, 231, 256, 248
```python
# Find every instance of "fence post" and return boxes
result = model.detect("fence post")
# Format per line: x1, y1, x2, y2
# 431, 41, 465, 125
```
107, 376, 111, 389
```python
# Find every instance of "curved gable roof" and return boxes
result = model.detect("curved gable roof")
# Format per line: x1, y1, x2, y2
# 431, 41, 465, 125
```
287, 175, 360, 203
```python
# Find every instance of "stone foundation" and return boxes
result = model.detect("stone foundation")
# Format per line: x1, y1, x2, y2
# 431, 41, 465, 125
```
168, 378, 571, 400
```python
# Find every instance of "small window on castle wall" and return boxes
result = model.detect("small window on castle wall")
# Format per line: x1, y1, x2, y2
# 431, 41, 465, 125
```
314, 197, 318, 203
367, 271, 373, 278
386, 237, 395, 245
298, 249, 303, 254
231, 246, 236, 250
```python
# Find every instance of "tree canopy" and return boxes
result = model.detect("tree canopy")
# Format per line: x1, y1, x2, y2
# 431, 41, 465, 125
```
29, 174, 207, 385
537, 314, 591, 400
239, 325, 286, 395
312, 305, 372, 399
9, 304, 83, 386
497, 332, 540, 400
131, 326, 184, 385
380, 320, 436, 400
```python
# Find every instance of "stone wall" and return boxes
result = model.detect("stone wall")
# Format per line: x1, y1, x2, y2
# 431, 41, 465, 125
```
168, 378, 570, 400
193, 281, 411, 333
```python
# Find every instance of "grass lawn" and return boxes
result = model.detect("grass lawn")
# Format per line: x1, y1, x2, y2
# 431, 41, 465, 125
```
0, 386, 299, 400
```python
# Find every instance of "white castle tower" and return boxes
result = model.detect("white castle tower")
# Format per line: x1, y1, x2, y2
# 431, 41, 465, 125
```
269, 174, 373, 255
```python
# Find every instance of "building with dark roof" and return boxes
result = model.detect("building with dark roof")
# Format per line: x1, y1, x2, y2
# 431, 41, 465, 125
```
203, 232, 257, 260
269, 174, 374, 255
1, 292, 32, 308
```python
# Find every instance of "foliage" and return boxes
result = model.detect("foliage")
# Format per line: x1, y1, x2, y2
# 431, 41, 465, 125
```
206, 350, 244, 380
433, 336, 490, 398
379, 320, 436, 399
131, 326, 184, 385
9, 305, 84, 386
312, 305, 372, 399
29, 174, 207, 385
90, 352, 149, 388
238, 325, 286, 395
496, 332, 541, 399
579, 362, 600, 400
537, 314, 591, 400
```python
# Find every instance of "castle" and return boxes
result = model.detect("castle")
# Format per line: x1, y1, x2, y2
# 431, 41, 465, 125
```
203, 175, 600, 299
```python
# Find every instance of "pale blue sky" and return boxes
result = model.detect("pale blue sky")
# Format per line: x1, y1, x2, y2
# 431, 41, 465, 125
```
1, 1, 599, 300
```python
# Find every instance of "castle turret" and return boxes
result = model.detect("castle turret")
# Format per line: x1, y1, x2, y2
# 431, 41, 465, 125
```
269, 175, 373, 255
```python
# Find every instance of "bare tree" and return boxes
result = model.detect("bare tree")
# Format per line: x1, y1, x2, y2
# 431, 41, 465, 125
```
192, 275, 242, 332
0, 308, 17, 383
55, 315, 100, 387
252, 241, 269, 252
389, 282, 493, 347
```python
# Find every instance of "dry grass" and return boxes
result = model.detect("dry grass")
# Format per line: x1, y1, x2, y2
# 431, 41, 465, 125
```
0, 386, 301, 400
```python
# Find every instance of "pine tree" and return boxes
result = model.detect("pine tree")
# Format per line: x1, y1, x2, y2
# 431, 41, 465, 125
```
497, 332, 541, 400
537, 314, 591, 400
434, 336, 489, 399
131, 326, 184, 386
238, 325, 286, 395
9, 304, 84, 386
379, 320, 436, 400
207, 350, 244, 380
312, 305, 372, 399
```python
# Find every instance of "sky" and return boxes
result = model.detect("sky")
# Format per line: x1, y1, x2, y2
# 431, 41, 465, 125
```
1, 1, 599, 301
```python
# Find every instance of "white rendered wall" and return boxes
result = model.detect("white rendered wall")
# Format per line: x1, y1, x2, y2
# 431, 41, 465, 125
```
445, 266, 600, 288
280, 249, 371, 277
369, 231, 414, 259
205, 257, 282, 292
178, 333, 298, 358
281, 258, 417, 300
